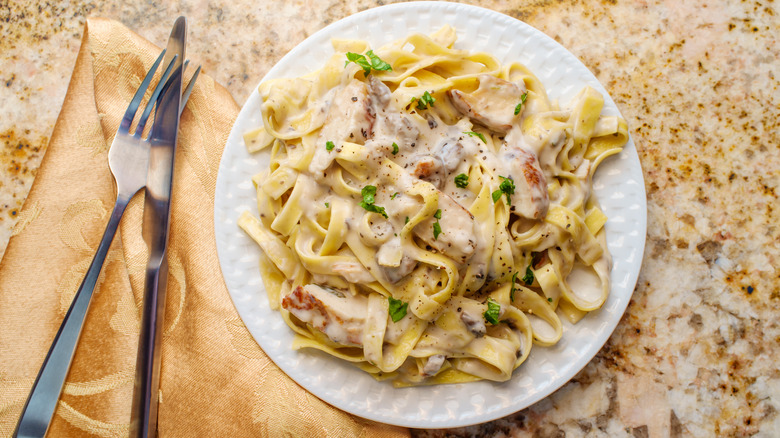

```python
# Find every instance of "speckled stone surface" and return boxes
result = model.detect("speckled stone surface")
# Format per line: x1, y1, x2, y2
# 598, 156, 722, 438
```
1, 0, 778, 436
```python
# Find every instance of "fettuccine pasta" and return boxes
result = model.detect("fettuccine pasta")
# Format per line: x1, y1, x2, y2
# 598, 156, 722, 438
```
239, 26, 628, 386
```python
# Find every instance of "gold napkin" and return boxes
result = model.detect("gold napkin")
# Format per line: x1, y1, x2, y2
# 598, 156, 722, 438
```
0, 18, 408, 437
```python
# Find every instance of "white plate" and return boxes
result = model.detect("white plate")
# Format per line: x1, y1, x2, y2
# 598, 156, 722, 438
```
214, 1, 646, 429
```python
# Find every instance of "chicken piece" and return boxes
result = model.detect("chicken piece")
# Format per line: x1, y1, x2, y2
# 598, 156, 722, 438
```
448, 74, 527, 133
310, 79, 375, 176
332, 261, 376, 284
410, 139, 464, 189
321, 79, 375, 142
500, 143, 549, 220
414, 192, 477, 264
411, 155, 440, 182
281, 284, 367, 347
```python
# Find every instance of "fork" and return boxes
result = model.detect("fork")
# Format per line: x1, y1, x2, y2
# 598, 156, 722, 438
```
13, 51, 200, 438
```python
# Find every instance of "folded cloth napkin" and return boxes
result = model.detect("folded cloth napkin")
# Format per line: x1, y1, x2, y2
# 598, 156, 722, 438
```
0, 18, 408, 437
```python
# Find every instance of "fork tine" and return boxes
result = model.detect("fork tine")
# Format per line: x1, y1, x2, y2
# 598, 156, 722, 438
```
180, 65, 201, 114
134, 54, 179, 137
120, 49, 166, 132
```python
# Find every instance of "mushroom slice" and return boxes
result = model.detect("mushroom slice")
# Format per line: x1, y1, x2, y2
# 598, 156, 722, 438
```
421, 354, 447, 377
460, 311, 486, 338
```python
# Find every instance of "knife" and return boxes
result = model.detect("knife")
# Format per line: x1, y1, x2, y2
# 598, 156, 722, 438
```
130, 16, 186, 438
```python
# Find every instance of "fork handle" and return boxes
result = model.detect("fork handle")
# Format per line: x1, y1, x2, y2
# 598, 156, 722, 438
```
13, 193, 134, 438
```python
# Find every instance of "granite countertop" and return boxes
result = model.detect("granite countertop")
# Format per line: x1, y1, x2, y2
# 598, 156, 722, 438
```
1, 0, 778, 436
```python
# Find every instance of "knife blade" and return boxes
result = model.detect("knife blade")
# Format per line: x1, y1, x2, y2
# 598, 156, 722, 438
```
131, 16, 186, 438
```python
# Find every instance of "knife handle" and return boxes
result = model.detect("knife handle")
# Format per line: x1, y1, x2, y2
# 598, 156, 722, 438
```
14, 194, 132, 438
131, 257, 169, 438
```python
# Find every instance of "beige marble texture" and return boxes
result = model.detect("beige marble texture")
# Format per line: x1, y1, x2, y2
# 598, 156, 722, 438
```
1, 0, 778, 436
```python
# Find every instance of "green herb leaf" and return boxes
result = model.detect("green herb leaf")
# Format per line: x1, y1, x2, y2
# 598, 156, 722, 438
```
483, 298, 501, 325
388, 297, 408, 322
361, 203, 388, 218
499, 176, 516, 195
325, 202, 330, 208
432, 209, 443, 239
345, 52, 372, 76
510, 271, 519, 302
366, 50, 393, 72
392, 142, 399, 155
405, 216, 410, 224
361, 185, 377, 204
433, 221, 442, 240
547, 297, 553, 302
359, 185, 388, 218
514, 92, 528, 115
413, 91, 436, 110
454, 173, 469, 188
492, 176, 516, 204
521, 265, 534, 285
346, 51, 392, 77
465, 131, 487, 144
326, 140, 335, 151
391, 192, 399, 200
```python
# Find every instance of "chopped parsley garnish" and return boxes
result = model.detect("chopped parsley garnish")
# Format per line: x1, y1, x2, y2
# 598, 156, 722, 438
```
359, 185, 388, 218
433, 209, 442, 240
362, 203, 387, 217
391, 192, 399, 200
404, 216, 410, 224
411, 91, 436, 110
499, 177, 516, 199
510, 271, 519, 302
345, 52, 372, 76
433, 222, 442, 240
521, 265, 534, 285
465, 131, 486, 144
483, 298, 501, 325
392, 142, 399, 155
454, 173, 469, 188
326, 140, 335, 151
325, 202, 330, 208
492, 176, 516, 204
388, 297, 408, 322
514, 92, 528, 115
361, 185, 377, 204
367, 50, 393, 72
345, 50, 392, 77
547, 297, 553, 302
